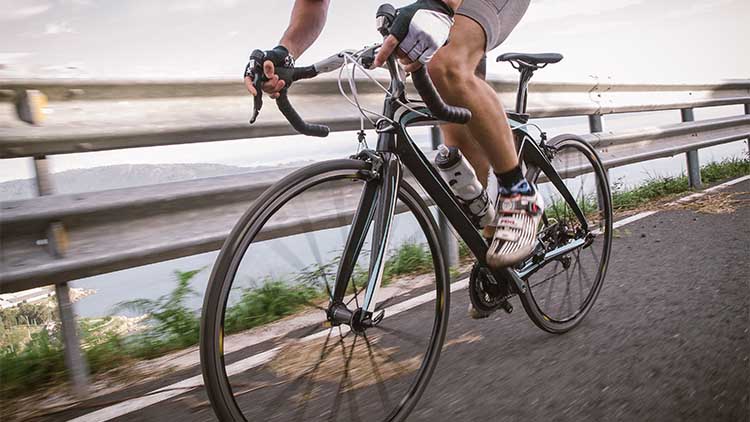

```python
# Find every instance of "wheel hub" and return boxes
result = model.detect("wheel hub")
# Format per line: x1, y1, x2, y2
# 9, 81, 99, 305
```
327, 302, 384, 333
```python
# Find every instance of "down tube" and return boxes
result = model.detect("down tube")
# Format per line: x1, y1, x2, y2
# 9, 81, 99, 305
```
394, 129, 488, 264
396, 127, 527, 293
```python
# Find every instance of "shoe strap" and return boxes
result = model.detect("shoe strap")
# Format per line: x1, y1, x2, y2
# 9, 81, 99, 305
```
496, 196, 542, 216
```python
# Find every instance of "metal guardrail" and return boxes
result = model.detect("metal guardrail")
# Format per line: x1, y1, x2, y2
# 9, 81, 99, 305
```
1, 78, 748, 157
0, 76, 749, 396
2, 114, 749, 293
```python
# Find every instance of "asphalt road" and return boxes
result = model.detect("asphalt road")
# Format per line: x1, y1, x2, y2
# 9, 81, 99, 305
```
44, 180, 750, 421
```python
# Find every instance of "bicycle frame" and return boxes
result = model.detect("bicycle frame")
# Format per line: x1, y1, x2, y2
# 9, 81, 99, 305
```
329, 58, 590, 320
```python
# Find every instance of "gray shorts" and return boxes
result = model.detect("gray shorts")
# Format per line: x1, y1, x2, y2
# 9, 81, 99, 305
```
457, 0, 530, 51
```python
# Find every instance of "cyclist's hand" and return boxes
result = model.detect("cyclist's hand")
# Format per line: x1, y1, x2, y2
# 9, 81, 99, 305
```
372, 0, 454, 72
243, 45, 295, 99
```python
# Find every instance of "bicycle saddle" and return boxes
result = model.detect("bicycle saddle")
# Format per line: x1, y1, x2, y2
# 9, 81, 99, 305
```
497, 52, 563, 66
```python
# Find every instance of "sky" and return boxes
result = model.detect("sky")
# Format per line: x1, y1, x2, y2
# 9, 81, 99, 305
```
0, 0, 748, 82
0, 0, 748, 184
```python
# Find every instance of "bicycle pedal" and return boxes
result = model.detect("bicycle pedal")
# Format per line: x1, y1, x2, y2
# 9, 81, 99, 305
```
500, 300, 513, 314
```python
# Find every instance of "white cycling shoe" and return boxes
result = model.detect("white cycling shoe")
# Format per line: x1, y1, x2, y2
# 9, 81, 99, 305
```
486, 185, 544, 268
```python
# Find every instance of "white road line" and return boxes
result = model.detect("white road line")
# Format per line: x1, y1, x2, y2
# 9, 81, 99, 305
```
612, 211, 658, 229
69, 176, 748, 422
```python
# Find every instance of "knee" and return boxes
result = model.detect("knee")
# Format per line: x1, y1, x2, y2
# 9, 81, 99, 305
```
428, 54, 478, 92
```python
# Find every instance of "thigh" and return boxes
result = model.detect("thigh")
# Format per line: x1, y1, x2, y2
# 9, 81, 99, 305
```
457, 0, 530, 50
433, 15, 487, 71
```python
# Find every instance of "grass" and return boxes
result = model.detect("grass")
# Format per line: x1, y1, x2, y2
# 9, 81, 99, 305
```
611, 157, 749, 212
224, 280, 321, 334
383, 241, 433, 282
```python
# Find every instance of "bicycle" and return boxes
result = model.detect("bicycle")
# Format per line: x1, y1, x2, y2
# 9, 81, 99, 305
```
200, 4, 613, 421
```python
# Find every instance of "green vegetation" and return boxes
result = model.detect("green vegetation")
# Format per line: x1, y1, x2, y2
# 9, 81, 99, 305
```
0, 241, 437, 399
225, 280, 321, 334
114, 269, 202, 358
383, 241, 433, 282
612, 157, 749, 211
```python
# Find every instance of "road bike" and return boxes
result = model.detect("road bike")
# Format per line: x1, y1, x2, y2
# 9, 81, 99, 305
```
200, 4, 613, 421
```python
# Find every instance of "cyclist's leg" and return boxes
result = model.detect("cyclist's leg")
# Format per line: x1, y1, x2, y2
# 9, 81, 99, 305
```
430, 8, 543, 269
429, 15, 518, 175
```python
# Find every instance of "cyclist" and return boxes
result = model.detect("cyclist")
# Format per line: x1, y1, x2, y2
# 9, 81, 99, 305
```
244, 0, 539, 273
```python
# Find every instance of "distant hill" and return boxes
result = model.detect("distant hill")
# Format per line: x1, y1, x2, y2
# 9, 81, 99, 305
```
0, 163, 253, 201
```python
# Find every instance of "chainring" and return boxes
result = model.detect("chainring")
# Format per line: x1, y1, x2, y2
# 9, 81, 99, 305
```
468, 263, 509, 314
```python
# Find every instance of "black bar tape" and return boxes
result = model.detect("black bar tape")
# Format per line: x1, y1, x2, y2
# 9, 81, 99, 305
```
411, 67, 471, 124
276, 90, 330, 137
292, 65, 318, 81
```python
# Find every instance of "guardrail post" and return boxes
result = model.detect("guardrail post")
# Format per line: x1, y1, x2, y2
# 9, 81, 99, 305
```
681, 108, 702, 189
33, 155, 90, 398
745, 103, 750, 156
430, 126, 459, 268
588, 114, 603, 134
588, 114, 609, 209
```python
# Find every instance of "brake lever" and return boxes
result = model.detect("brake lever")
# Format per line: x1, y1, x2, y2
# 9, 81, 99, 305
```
247, 49, 266, 124
250, 72, 263, 124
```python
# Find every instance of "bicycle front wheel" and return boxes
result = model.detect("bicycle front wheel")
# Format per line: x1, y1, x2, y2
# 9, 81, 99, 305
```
200, 158, 450, 422
520, 135, 613, 333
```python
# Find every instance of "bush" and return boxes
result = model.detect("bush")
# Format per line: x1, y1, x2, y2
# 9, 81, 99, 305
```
383, 241, 433, 282
114, 269, 203, 358
224, 280, 321, 334
0, 329, 66, 397
0, 301, 56, 328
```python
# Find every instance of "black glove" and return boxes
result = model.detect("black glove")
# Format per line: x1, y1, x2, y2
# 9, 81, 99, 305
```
243, 45, 295, 82
389, 0, 454, 65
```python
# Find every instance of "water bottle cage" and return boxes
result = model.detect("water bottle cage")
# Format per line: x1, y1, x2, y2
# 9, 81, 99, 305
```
455, 190, 491, 228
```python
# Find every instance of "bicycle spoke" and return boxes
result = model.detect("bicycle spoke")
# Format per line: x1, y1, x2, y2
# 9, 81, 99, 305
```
361, 330, 411, 376
578, 253, 593, 288
576, 250, 585, 305
521, 138, 611, 330
208, 164, 450, 421
327, 334, 358, 422
373, 325, 423, 349
529, 261, 563, 289
558, 255, 580, 317
362, 332, 394, 412
263, 328, 337, 417
544, 262, 558, 308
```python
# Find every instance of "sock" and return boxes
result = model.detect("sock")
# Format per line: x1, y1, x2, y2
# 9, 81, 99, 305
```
495, 166, 534, 196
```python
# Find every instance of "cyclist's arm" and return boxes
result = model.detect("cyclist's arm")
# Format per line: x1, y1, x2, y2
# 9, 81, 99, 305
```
245, 0, 329, 97
280, 0, 331, 59
373, 0, 463, 71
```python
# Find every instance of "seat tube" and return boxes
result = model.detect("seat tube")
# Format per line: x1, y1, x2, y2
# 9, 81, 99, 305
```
361, 152, 401, 313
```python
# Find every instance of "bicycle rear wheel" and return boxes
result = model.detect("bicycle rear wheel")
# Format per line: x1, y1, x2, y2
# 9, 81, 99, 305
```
200, 158, 450, 421
520, 135, 613, 333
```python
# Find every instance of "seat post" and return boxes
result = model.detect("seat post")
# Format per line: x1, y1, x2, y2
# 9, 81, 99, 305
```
514, 67, 535, 114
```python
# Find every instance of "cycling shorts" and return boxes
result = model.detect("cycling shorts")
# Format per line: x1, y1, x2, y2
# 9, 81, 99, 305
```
457, 0, 531, 51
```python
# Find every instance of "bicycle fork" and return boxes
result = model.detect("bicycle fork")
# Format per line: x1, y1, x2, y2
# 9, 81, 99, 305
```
328, 153, 400, 330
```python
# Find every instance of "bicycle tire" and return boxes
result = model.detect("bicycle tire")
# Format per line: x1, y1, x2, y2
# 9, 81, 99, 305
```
200, 158, 450, 421
520, 134, 613, 333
